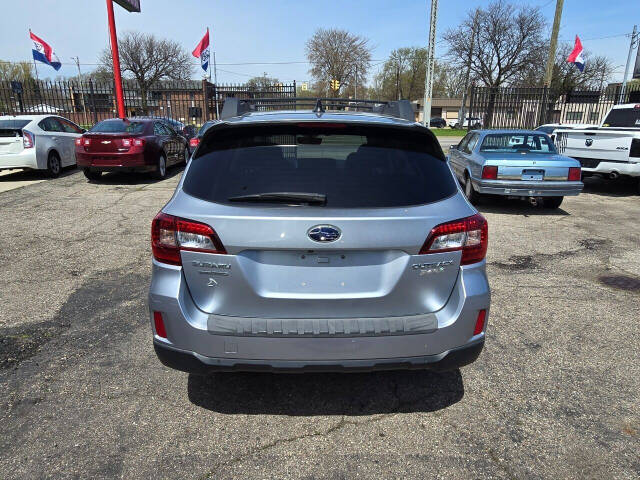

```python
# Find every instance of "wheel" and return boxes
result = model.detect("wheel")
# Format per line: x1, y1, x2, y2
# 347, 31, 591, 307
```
153, 152, 167, 180
464, 174, 481, 205
543, 196, 564, 209
46, 151, 62, 178
83, 168, 102, 181
454, 123, 461, 129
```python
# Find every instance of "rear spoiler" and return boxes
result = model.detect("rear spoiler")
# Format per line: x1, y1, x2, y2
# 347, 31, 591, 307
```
220, 97, 415, 122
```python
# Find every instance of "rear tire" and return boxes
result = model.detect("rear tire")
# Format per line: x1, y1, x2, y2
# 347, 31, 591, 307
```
464, 174, 481, 205
46, 151, 61, 178
83, 168, 102, 181
153, 152, 167, 180
543, 196, 564, 209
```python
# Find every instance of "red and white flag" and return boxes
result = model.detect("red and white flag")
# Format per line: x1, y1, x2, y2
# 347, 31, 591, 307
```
192, 28, 210, 72
567, 35, 585, 72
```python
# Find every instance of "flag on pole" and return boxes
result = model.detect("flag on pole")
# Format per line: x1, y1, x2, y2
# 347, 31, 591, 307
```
192, 28, 210, 72
566, 35, 585, 72
30, 31, 61, 71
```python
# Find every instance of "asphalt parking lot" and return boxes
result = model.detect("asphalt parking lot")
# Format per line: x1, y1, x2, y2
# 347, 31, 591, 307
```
0, 154, 639, 479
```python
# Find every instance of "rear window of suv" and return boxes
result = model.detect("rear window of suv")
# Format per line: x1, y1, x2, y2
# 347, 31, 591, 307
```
601, 107, 640, 128
90, 119, 146, 134
183, 124, 455, 208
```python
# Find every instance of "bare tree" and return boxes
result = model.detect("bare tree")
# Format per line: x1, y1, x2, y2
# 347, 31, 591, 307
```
246, 74, 280, 90
373, 48, 463, 101
0, 61, 34, 82
444, 1, 546, 88
305, 28, 372, 96
100, 31, 193, 112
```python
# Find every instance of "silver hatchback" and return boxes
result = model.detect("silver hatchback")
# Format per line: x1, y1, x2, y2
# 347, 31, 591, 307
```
149, 104, 490, 372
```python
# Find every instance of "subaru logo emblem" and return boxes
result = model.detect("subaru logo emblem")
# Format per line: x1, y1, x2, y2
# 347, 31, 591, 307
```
585, 138, 593, 147
307, 225, 341, 243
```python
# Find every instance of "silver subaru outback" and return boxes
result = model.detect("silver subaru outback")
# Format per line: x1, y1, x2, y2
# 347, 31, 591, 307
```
149, 99, 490, 373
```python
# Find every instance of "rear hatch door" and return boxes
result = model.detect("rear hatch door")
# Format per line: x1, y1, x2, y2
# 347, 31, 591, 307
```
171, 122, 474, 319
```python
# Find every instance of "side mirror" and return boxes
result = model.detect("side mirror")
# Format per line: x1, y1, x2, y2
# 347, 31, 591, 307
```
81, 128, 87, 133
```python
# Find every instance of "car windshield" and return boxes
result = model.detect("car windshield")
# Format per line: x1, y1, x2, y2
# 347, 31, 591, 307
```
184, 124, 456, 208
90, 120, 146, 134
601, 107, 640, 128
480, 133, 556, 153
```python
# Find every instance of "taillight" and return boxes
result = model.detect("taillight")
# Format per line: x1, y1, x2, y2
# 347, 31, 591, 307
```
419, 213, 488, 265
481, 165, 498, 180
151, 212, 226, 265
189, 137, 199, 148
122, 138, 132, 147
75, 137, 82, 146
83, 138, 91, 146
133, 138, 144, 147
22, 130, 34, 148
567, 167, 581, 181
630, 138, 640, 157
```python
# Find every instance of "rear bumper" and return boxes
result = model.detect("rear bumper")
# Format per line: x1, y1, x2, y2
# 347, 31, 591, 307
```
76, 151, 150, 169
154, 338, 485, 373
474, 178, 583, 196
579, 160, 640, 177
0, 149, 38, 170
148, 258, 490, 372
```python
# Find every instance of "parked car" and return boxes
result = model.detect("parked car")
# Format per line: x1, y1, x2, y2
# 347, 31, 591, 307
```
0, 114, 84, 177
448, 129, 583, 209
149, 99, 490, 373
555, 104, 640, 193
136, 116, 197, 154
188, 120, 221, 153
430, 117, 447, 128
535, 123, 597, 143
449, 117, 483, 129
75, 117, 189, 181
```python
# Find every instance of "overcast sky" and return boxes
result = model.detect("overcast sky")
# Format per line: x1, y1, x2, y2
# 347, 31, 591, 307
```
1, 0, 637, 84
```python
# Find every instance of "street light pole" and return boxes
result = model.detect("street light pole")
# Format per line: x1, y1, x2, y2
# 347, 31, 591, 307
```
422, 0, 439, 126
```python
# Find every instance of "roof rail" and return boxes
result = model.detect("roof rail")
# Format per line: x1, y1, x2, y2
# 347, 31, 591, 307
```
219, 97, 415, 122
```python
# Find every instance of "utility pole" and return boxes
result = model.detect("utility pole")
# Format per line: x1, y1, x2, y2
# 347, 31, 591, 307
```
422, 0, 439, 126
354, 64, 358, 99
213, 51, 219, 118
71, 56, 88, 126
458, 8, 479, 130
620, 25, 638, 103
543, 0, 564, 87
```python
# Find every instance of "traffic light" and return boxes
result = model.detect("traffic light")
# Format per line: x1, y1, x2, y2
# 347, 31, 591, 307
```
330, 79, 340, 91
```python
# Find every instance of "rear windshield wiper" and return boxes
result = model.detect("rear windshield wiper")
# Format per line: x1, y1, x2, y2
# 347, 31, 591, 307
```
228, 192, 327, 205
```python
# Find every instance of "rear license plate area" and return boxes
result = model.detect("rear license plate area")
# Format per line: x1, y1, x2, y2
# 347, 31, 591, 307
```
522, 169, 544, 181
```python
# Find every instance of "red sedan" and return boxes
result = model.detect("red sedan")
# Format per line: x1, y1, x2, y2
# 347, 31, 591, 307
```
75, 118, 189, 181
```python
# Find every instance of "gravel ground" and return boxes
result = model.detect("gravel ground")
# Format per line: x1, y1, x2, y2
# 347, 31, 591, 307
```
0, 160, 638, 479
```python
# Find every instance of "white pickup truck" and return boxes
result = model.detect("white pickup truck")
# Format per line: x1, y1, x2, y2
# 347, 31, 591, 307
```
554, 104, 640, 193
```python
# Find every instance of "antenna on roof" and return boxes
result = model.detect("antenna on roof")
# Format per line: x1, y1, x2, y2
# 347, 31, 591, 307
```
312, 98, 325, 114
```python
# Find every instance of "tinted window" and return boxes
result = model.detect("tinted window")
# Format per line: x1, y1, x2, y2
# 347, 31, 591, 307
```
601, 107, 640, 128
184, 125, 455, 208
59, 118, 83, 134
39, 117, 64, 132
90, 119, 146, 134
480, 133, 556, 153
536, 126, 555, 134
0, 120, 30, 129
154, 122, 170, 135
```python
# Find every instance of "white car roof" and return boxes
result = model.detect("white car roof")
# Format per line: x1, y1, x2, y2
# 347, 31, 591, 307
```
0, 114, 54, 122
611, 103, 640, 110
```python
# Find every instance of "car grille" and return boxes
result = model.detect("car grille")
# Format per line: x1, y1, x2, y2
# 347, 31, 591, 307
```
575, 157, 601, 169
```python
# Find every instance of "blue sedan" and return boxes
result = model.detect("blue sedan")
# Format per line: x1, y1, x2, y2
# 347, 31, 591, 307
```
448, 130, 583, 209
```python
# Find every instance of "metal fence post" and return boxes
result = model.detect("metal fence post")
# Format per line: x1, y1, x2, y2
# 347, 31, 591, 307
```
88, 79, 98, 125
467, 84, 476, 131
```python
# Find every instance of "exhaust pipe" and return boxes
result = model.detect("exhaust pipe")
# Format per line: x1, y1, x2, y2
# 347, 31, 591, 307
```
609, 171, 620, 180
528, 196, 541, 207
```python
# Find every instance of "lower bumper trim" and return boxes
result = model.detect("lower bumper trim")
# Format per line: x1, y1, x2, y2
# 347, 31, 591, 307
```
153, 339, 485, 374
